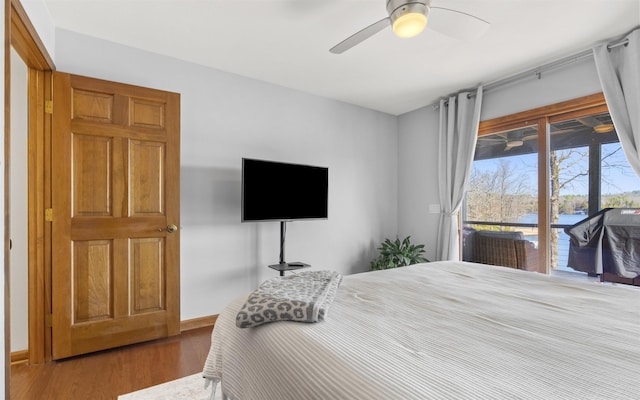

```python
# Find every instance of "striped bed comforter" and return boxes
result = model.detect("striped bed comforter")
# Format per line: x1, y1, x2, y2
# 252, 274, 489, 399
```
203, 261, 640, 399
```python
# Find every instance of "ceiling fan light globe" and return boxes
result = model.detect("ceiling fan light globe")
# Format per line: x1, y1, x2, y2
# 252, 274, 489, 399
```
393, 13, 427, 38
593, 124, 614, 133
505, 140, 523, 149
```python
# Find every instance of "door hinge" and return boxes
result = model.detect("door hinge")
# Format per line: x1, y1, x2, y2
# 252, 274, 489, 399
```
46, 313, 53, 328
45, 100, 53, 114
45, 208, 53, 222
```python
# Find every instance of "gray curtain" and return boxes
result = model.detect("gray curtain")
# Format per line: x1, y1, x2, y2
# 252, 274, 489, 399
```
593, 28, 640, 177
435, 87, 483, 261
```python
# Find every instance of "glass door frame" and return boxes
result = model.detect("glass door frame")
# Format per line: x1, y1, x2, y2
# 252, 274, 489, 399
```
474, 93, 608, 274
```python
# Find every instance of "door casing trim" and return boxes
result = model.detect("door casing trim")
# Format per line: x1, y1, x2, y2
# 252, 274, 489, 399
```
5, 0, 55, 380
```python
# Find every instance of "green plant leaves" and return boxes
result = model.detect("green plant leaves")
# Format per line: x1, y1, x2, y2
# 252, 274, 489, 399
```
370, 236, 428, 270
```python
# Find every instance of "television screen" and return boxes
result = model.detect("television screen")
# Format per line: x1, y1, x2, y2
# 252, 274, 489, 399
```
242, 158, 328, 222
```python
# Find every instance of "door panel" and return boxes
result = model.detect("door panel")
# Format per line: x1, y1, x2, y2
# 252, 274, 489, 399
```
130, 238, 165, 314
51, 72, 180, 359
130, 140, 165, 215
73, 240, 113, 323
72, 134, 112, 216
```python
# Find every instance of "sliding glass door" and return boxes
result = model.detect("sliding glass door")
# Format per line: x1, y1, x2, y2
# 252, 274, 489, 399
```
463, 94, 640, 274
464, 124, 541, 272
548, 111, 640, 273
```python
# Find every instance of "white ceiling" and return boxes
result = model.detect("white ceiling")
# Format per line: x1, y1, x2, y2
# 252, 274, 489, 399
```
42, 0, 640, 115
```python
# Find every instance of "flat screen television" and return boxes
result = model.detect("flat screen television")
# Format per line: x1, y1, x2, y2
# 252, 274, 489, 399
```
241, 158, 329, 222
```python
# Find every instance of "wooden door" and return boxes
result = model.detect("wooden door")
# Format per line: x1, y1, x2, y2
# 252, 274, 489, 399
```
51, 72, 180, 359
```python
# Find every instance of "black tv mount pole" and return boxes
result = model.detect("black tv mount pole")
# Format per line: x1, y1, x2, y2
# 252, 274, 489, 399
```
279, 220, 287, 265
267, 220, 310, 276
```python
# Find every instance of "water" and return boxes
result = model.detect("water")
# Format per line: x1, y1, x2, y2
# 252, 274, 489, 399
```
519, 213, 586, 272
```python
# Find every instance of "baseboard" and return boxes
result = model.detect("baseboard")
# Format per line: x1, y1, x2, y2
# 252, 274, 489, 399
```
11, 349, 29, 365
180, 314, 218, 332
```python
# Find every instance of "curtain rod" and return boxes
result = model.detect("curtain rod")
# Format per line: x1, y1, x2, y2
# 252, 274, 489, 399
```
432, 30, 634, 110
481, 35, 631, 93
607, 38, 629, 49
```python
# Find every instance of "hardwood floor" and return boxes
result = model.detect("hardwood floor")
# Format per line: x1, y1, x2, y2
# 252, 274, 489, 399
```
10, 326, 213, 400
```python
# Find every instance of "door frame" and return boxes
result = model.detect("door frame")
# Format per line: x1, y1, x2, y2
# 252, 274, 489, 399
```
5, 0, 54, 377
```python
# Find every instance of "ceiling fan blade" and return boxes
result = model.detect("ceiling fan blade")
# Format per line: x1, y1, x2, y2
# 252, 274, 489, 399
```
428, 7, 490, 41
330, 17, 390, 54
577, 117, 600, 127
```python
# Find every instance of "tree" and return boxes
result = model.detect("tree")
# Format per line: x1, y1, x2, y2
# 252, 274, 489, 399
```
467, 159, 533, 227
603, 194, 639, 208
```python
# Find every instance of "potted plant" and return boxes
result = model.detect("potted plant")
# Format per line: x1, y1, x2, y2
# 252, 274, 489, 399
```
370, 236, 429, 270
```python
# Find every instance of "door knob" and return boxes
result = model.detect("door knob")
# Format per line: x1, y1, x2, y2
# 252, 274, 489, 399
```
166, 224, 178, 233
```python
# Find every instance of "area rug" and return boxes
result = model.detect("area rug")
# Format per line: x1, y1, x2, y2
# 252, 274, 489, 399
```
118, 373, 221, 400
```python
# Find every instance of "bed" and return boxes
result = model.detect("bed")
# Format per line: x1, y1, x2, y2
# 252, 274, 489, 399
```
203, 261, 639, 399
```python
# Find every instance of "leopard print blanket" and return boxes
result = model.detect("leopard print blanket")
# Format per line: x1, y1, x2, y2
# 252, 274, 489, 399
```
235, 270, 343, 328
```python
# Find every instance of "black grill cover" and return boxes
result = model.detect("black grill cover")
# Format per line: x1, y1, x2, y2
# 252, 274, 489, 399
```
564, 208, 640, 278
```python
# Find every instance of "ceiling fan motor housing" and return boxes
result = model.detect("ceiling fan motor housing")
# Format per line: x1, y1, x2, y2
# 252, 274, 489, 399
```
387, 0, 430, 24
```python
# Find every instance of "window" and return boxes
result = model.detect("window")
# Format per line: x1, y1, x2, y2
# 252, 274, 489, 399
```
463, 94, 640, 274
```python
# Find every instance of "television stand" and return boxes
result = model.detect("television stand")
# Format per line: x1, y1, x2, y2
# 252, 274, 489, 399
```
268, 262, 310, 276
268, 221, 311, 276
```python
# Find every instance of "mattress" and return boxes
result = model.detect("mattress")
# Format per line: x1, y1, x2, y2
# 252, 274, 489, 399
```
203, 261, 640, 399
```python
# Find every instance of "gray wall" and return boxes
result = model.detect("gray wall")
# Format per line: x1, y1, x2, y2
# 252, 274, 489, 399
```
397, 56, 604, 261
53, 29, 398, 319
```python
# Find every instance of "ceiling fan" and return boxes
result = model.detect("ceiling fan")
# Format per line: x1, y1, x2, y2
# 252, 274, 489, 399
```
478, 131, 537, 152
330, 0, 490, 54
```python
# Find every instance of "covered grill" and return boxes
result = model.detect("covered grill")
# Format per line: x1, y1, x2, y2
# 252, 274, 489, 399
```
565, 208, 640, 279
